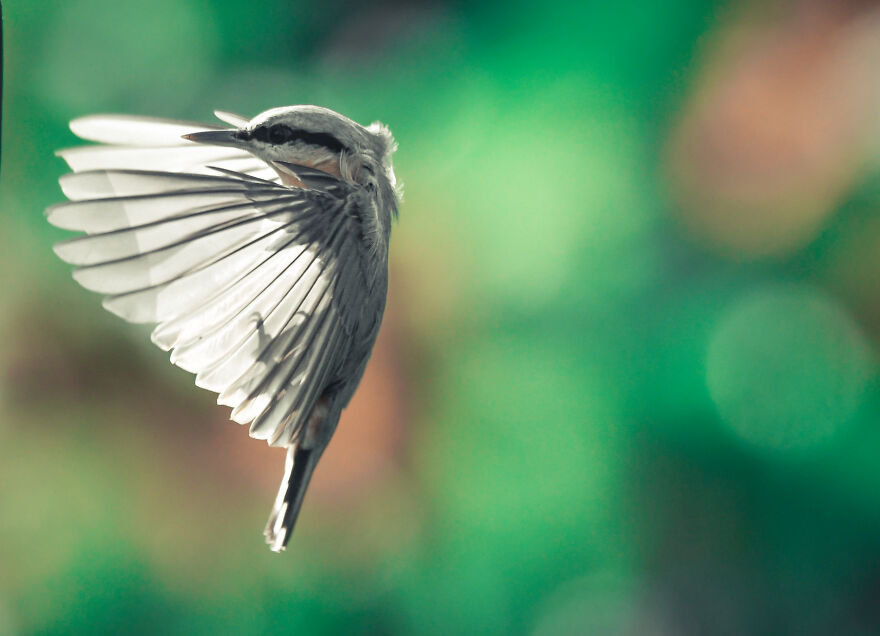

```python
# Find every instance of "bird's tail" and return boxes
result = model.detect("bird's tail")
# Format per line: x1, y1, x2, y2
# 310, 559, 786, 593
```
264, 444, 321, 552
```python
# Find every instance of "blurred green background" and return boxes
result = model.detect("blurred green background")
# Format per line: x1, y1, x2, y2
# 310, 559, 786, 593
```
3, 0, 880, 633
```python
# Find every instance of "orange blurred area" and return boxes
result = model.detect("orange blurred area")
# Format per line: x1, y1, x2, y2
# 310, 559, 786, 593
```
667, 1, 880, 257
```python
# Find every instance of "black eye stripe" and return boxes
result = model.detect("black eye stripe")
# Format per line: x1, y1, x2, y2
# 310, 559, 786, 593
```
292, 130, 346, 154
268, 125, 289, 144
243, 124, 346, 153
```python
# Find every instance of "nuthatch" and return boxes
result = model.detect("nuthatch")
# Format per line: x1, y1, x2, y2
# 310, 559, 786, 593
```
48, 106, 401, 551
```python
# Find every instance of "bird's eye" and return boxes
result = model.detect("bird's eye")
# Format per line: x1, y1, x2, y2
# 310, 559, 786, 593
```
269, 125, 290, 144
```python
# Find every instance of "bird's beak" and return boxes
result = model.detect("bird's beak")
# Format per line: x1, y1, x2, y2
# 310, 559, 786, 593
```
182, 129, 247, 148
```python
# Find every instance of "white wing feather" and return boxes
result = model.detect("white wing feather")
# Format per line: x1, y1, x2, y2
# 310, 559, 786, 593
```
50, 115, 366, 448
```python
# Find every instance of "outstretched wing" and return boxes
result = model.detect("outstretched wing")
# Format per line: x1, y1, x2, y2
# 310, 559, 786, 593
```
48, 114, 368, 447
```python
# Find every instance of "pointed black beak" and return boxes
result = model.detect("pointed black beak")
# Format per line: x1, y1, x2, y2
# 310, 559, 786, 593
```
182, 129, 247, 148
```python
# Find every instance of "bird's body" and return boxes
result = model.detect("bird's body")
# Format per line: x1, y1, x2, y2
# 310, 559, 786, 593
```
48, 106, 400, 551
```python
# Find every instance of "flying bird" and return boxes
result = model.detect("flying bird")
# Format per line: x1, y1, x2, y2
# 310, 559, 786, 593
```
47, 106, 401, 551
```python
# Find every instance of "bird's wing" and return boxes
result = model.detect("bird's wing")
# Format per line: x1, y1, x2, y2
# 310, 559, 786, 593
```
49, 116, 368, 448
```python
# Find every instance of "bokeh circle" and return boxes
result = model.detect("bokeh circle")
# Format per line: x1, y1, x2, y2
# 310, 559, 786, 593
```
706, 285, 874, 452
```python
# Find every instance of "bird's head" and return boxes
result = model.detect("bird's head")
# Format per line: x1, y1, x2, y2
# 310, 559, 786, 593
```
183, 105, 397, 187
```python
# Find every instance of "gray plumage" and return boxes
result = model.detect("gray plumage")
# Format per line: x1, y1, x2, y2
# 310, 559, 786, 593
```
48, 106, 400, 551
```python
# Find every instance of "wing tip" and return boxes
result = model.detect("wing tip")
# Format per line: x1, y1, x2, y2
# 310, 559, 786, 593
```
69, 114, 127, 142
101, 294, 156, 325
45, 203, 64, 226
45, 201, 84, 230
69, 115, 101, 138
52, 238, 85, 264
150, 326, 176, 351
214, 110, 250, 127
51, 241, 67, 261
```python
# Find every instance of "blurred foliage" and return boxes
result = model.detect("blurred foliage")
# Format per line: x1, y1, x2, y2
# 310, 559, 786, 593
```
3, 0, 880, 634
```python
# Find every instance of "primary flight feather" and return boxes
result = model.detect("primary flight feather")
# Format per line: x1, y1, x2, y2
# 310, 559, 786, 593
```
48, 106, 400, 551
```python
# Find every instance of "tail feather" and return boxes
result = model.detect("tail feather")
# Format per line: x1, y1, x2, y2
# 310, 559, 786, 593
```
264, 444, 321, 552
264, 397, 341, 552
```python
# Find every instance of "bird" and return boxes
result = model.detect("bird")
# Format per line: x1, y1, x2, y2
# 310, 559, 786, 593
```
47, 106, 401, 551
